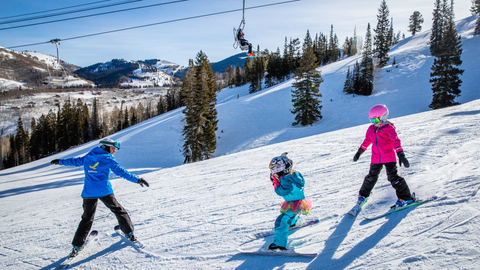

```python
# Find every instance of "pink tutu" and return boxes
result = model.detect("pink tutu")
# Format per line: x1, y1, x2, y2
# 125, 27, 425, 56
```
280, 198, 312, 215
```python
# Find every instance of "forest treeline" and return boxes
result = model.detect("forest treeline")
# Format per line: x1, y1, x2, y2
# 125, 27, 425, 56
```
2, 0, 478, 169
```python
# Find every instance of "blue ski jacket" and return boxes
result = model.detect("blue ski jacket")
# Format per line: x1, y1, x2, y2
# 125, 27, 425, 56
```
59, 147, 139, 198
274, 171, 306, 202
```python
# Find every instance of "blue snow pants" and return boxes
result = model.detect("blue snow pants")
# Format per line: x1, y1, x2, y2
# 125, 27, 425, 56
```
273, 210, 300, 247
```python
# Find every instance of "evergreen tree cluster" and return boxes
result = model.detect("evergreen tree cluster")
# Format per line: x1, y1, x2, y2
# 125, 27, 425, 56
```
429, 0, 464, 109
344, 23, 375, 96
1, 86, 184, 169
181, 52, 218, 162
221, 26, 356, 91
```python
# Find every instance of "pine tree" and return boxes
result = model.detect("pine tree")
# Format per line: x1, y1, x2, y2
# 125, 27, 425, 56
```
429, 3, 464, 109
57, 99, 73, 151
388, 18, 395, 46
46, 110, 57, 153
91, 98, 102, 139
0, 128, 3, 169
359, 23, 375, 96
409, 11, 424, 36
352, 61, 361, 94
374, 0, 391, 67
157, 96, 166, 115
197, 52, 218, 160
343, 66, 354, 94
123, 106, 130, 129
14, 116, 29, 165
234, 65, 243, 87
265, 48, 283, 87
76, 99, 90, 144
248, 46, 266, 93
328, 25, 340, 63
431, 0, 451, 56
472, 0, 480, 35
291, 41, 323, 126
181, 51, 218, 162
130, 106, 137, 126
116, 105, 123, 132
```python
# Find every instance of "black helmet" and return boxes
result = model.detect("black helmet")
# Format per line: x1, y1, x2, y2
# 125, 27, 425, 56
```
269, 152, 293, 174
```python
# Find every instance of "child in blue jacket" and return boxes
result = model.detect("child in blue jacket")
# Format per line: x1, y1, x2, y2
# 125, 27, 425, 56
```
51, 138, 149, 256
268, 153, 312, 250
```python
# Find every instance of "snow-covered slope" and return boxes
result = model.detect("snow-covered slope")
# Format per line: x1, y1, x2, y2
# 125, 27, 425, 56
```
0, 48, 93, 89
0, 15, 479, 270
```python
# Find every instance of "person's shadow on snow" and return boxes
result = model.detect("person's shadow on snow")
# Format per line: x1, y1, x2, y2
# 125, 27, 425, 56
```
306, 212, 406, 270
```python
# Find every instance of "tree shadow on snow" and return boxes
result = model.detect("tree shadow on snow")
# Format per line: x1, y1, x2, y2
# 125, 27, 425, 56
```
306, 212, 406, 270
444, 109, 480, 117
0, 177, 84, 199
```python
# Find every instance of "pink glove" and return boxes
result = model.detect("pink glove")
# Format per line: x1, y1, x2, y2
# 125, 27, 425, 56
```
271, 174, 280, 188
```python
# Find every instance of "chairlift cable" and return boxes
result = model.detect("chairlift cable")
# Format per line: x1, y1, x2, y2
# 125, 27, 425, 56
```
0, 0, 113, 20
7, 0, 300, 49
0, 0, 188, 31
0, 0, 143, 25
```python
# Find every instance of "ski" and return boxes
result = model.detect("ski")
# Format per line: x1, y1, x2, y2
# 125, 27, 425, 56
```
114, 225, 146, 249
237, 248, 317, 257
239, 53, 264, 59
347, 197, 369, 217
364, 197, 434, 220
249, 218, 319, 240
57, 230, 98, 269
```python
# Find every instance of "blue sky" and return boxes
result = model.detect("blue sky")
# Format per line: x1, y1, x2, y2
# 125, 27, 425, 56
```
0, 0, 473, 67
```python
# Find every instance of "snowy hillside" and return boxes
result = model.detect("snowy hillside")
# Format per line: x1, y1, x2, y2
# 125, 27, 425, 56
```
0, 48, 93, 89
75, 58, 184, 88
0, 15, 480, 270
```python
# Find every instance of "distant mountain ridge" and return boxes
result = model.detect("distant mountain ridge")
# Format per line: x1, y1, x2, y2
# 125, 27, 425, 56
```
0, 44, 246, 90
210, 53, 246, 73
74, 58, 186, 88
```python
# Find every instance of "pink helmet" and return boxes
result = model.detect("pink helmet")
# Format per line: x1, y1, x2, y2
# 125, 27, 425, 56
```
368, 104, 389, 124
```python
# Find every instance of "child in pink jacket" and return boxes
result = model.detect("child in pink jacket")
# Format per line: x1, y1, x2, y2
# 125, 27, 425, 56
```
353, 104, 415, 207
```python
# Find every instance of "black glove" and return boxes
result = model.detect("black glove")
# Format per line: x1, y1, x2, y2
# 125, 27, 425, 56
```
51, 159, 60, 165
137, 178, 149, 187
397, 151, 410, 168
353, 148, 365, 162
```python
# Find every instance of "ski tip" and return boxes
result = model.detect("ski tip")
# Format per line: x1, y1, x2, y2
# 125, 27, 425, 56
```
90, 230, 99, 236
114, 225, 120, 230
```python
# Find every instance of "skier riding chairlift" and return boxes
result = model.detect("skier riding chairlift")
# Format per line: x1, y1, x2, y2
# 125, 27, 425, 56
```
233, 1, 254, 57
234, 26, 254, 56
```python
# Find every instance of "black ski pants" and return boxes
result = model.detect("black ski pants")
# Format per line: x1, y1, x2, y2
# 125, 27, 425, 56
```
359, 162, 413, 201
72, 194, 134, 247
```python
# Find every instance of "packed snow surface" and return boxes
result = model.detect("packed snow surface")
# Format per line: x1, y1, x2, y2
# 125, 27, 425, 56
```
0, 15, 479, 270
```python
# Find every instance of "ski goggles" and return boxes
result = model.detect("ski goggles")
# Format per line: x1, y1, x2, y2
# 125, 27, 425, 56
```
112, 142, 121, 150
369, 117, 381, 124
100, 140, 121, 150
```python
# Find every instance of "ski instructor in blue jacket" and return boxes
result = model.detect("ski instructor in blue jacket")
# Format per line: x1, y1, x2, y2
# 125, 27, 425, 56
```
51, 138, 149, 256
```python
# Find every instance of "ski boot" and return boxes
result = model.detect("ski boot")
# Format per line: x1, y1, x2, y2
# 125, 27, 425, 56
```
70, 245, 84, 257
268, 243, 287, 251
357, 195, 366, 204
126, 232, 137, 242
395, 193, 416, 208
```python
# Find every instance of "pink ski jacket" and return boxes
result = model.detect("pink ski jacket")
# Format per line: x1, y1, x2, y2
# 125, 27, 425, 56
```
360, 122, 403, 164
